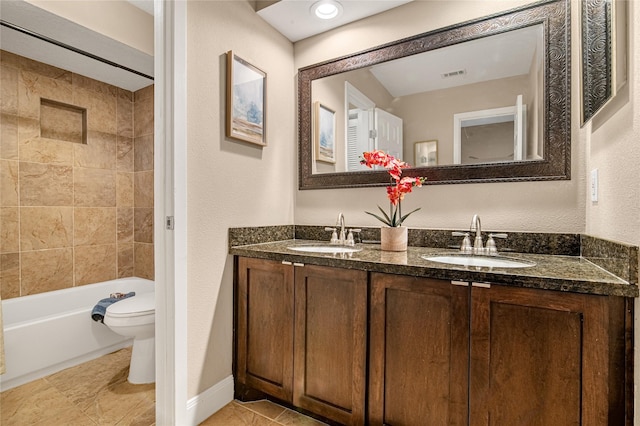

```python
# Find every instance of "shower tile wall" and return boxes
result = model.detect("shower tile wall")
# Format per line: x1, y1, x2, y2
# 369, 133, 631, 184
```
0, 51, 154, 300
133, 85, 154, 280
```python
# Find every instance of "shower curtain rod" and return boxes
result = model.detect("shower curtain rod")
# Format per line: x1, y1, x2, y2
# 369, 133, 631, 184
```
1, 20, 154, 81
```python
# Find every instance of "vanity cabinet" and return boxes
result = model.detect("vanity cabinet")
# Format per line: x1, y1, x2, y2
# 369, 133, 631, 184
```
235, 257, 368, 425
369, 274, 470, 426
469, 283, 628, 426
236, 259, 631, 426
236, 257, 294, 402
369, 273, 630, 426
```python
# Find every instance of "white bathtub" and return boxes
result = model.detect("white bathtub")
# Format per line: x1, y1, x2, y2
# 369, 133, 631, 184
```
0, 277, 154, 391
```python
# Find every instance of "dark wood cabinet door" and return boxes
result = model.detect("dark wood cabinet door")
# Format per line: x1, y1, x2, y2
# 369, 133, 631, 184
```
236, 257, 294, 402
469, 284, 628, 426
293, 264, 368, 425
369, 274, 470, 426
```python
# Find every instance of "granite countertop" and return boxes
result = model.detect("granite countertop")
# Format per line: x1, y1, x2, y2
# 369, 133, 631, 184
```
230, 239, 638, 298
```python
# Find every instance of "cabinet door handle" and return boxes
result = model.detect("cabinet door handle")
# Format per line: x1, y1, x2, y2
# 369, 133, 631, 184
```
293, 262, 304, 267
282, 260, 292, 265
451, 281, 469, 286
472, 282, 491, 288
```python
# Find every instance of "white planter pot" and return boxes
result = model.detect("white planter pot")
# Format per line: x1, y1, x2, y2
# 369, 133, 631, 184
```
380, 226, 408, 252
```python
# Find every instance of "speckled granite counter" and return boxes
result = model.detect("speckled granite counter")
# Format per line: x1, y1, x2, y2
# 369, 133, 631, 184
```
230, 239, 638, 298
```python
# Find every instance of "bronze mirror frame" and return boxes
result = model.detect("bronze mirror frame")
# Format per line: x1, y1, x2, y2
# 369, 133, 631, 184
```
581, 0, 614, 124
298, 0, 570, 189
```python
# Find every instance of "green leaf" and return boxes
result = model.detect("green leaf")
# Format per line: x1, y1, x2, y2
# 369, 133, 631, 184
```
397, 207, 421, 225
376, 205, 393, 223
365, 209, 392, 227
390, 207, 399, 227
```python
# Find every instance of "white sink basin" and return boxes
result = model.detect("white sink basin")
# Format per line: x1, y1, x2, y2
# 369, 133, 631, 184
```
422, 254, 535, 269
288, 245, 362, 254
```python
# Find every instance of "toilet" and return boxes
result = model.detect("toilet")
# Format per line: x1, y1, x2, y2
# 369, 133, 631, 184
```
104, 292, 155, 384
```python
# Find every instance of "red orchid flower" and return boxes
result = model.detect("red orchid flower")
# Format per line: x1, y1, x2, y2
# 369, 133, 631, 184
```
360, 150, 427, 227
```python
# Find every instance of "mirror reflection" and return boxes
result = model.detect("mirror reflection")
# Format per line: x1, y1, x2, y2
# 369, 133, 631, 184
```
311, 24, 544, 174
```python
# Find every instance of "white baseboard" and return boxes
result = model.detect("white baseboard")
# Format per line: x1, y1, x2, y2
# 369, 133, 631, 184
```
186, 375, 234, 425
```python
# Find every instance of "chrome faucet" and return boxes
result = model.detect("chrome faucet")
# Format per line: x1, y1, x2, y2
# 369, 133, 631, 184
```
470, 214, 483, 254
453, 215, 508, 256
336, 212, 346, 244
325, 213, 361, 246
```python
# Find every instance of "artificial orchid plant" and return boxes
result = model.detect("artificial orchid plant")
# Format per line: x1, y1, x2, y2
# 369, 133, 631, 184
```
360, 150, 427, 227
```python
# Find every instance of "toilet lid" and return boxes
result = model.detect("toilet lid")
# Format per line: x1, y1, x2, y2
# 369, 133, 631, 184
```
105, 292, 154, 317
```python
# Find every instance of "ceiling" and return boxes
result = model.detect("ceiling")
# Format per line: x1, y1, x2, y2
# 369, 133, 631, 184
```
127, 0, 154, 16
125, 0, 413, 43
0, 0, 411, 92
0, 0, 154, 91
257, 0, 413, 42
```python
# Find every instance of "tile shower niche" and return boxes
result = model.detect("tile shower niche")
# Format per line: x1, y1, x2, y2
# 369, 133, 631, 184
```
40, 98, 87, 144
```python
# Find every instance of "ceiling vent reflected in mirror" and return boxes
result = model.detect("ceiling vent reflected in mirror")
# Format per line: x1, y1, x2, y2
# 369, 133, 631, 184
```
442, 70, 466, 79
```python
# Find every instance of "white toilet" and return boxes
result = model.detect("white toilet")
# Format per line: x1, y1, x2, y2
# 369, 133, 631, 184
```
104, 292, 155, 384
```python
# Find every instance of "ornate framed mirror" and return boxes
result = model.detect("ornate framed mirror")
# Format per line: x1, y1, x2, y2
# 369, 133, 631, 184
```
298, 0, 570, 189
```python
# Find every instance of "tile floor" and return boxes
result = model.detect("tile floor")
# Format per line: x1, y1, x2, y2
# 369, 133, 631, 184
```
200, 399, 327, 426
0, 348, 155, 425
0, 348, 325, 426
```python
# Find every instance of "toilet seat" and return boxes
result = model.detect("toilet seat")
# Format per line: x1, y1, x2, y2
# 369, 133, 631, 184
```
104, 292, 155, 326
106, 292, 154, 316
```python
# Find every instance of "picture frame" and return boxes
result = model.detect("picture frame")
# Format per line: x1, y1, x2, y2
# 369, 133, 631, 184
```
226, 51, 266, 146
313, 102, 336, 164
414, 140, 438, 167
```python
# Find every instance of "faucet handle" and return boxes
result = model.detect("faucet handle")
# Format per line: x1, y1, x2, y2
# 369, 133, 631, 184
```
462, 234, 472, 253
485, 236, 497, 255
325, 227, 338, 244
346, 229, 362, 246
486, 233, 507, 256
453, 232, 472, 254
489, 233, 508, 239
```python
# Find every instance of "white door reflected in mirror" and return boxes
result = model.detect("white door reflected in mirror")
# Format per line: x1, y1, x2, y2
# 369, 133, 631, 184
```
345, 82, 404, 170
453, 94, 539, 165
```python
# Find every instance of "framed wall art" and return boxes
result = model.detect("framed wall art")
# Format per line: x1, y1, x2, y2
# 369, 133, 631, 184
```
414, 140, 438, 167
314, 101, 336, 163
226, 51, 266, 146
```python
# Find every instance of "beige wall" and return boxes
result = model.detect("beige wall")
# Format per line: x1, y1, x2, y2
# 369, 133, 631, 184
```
582, 2, 639, 422
0, 52, 154, 299
185, 0, 295, 398
294, 0, 583, 233
585, 0, 639, 246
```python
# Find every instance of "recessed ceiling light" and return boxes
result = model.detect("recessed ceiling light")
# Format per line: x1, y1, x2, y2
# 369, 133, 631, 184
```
310, 0, 343, 20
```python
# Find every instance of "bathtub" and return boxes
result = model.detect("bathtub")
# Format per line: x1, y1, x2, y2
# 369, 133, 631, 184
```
0, 277, 154, 391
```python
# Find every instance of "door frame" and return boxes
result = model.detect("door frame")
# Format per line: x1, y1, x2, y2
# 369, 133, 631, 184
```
154, 0, 188, 423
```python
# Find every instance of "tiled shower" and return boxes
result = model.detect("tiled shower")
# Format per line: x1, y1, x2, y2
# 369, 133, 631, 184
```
0, 50, 154, 300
